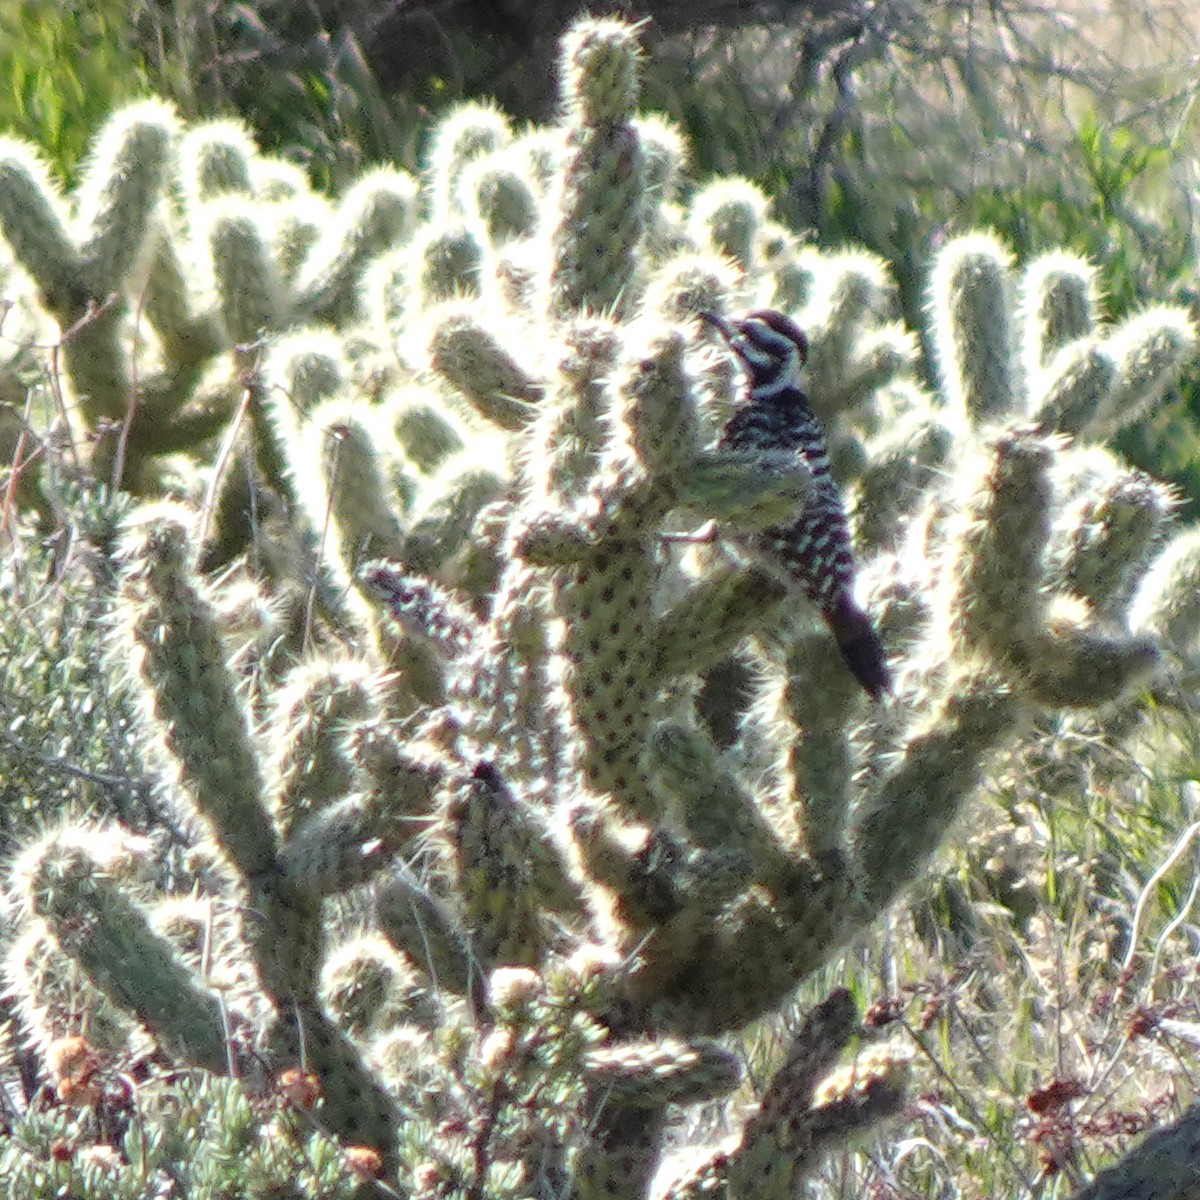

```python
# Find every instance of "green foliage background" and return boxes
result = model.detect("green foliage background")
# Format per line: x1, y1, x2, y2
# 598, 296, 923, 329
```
0, 1, 152, 182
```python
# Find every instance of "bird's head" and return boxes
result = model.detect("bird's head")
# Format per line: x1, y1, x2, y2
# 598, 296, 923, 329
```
701, 309, 809, 394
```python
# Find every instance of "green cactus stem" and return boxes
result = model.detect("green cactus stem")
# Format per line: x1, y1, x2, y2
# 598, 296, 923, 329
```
550, 18, 647, 319
929, 232, 1016, 425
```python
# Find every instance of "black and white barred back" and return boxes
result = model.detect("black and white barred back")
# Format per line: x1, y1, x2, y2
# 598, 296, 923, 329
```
704, 309, 890, 699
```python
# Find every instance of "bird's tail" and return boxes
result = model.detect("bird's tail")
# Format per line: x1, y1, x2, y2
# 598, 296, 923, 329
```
823, 593, 891, 699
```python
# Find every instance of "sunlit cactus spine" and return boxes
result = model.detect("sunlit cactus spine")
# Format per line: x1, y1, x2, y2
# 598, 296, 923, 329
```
0, 99, 177, 319
10, 826, 232, 1074
688, 177, 770, 273
426, 101, 513, 221
113, 501, 277, 880
0, 108, 418, 500
293, 398, 409, 576
766, 237, 819, 313
56, 497, 445, 1162
929, 231, 1017, 424
1129, 527, 1200, 654
1019, 248, 1100, 375
1029, 338, 1117, 434
75, 101, 178, 287
3, 849, 142, 1060
407, 222, 485, 307
395, 447, 509, 583
798, 250, 900, 410
850, 396, 954, 550
265, 329, 351, 429
424, 302, 544, 430
0, 101, 176, 484
252, 154, 310, 202
1094, 305, 1197, 435
0, 141, 79, 314
291, 167, 419, 324
549, 17, 647, 318
459, 152, 541, 247
639, 252, 738, 330
659, 991, 907, 1200
947, 428, 1057, 664
537, 323, 704, 819
634, 113, 688, 259
201, 199, 288, 350
140, 224, 225, 374
271, 191, 333, 282
178, 118, 257, 206
389, 385, 471, 471
442, 762, 560, 968
903, 234, 1195, 706
264, 658, 384, 830
209, 330, 353, 579
1049, 453, 1175, 620
522, 315, 624, 505
321, 934, 441, 1038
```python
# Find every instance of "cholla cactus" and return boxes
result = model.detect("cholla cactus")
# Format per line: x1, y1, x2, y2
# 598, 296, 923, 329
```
1, 14, 1198, 1198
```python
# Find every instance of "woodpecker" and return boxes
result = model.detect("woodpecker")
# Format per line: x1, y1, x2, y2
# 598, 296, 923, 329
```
702, 308, 890, 699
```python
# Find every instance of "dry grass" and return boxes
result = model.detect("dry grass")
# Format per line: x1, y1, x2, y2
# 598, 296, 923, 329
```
751, 711, 1200, 1197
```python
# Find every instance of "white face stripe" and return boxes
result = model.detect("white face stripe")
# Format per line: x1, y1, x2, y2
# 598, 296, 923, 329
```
735, 318, 804, 388
743, 373, 791, 398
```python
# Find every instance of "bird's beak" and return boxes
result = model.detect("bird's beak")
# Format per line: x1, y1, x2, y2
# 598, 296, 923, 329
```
699, 309, 735, 343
